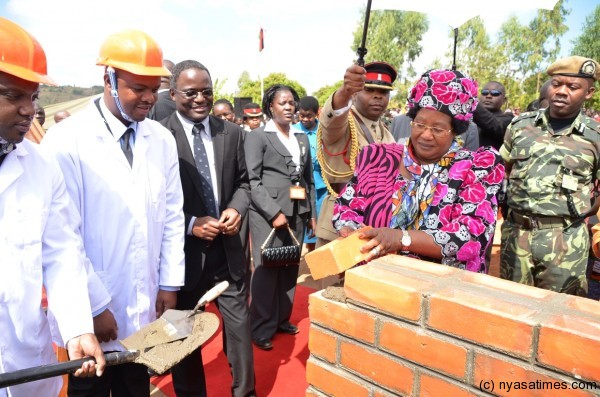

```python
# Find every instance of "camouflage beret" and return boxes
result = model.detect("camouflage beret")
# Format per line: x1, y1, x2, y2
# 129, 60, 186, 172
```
547, 56, 600, 81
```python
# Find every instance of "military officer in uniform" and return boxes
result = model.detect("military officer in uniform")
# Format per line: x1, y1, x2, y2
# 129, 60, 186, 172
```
316, 61, 397, 248
500, 55, 600, 296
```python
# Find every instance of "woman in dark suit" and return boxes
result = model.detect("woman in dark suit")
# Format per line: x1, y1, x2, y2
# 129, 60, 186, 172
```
244, 84, 316, 350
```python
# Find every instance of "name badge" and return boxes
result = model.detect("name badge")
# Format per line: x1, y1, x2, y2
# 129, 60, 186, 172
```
562, 174, 578, 191
290, 185, 306, 200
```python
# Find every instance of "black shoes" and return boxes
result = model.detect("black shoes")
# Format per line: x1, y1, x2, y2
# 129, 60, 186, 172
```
254, 325, 298, 350
253, 338, 273, 350
277, 324, 299, 335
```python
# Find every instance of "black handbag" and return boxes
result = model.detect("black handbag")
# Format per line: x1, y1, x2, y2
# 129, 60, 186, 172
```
260, 224, 301, 267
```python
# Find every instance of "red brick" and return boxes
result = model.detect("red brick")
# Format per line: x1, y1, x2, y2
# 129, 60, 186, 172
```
427, 287, 536, 358
458, 271, 553, 301
309, 292, 376, 344
340, 341, 414, 395
306, 358, 370, 397
345, 263, 435, 321
379, 321, 468, 379
305, 226, 371, 280
563, 295, 600, 317
474, 353, 594, 397
378, 255, 459, 276
308, 326, 337, 364
420, 374, 479, 397
538, 314, 600, 382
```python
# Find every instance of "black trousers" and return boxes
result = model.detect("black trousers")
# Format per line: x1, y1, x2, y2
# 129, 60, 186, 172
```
67, 359, 149, 397
171, 239, 256, 397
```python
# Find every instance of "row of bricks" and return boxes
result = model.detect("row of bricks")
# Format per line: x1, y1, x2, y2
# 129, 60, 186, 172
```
308, 258, 600, 383
306, 356, 598, 397
309, 257, 600, 395
307, 325, 596, 397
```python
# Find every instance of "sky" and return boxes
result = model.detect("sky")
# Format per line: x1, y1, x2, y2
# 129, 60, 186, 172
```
1, 0, 597, 96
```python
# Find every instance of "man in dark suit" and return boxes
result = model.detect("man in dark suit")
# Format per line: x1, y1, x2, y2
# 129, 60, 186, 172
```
473, 81, 514, 150
149, 59, 176, 120
160, 60, 255, 397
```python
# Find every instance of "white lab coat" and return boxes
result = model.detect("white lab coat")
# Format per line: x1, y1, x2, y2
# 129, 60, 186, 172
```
0, 139, 94, 397
42, 98, 186, 352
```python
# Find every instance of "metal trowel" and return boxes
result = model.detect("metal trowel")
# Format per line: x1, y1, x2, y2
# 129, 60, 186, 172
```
122, 280, 229, 350
0, 310, 220, 388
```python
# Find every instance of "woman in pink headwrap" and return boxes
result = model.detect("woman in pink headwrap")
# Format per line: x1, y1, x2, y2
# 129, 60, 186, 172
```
333, 69, 505, 273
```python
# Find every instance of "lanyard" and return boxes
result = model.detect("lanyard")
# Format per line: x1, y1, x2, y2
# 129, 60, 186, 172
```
94, 98, 131, 139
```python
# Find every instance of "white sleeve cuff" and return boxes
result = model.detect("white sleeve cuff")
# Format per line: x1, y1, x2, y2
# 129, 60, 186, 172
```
332, 99, 353, 116
187, 216, 196, 235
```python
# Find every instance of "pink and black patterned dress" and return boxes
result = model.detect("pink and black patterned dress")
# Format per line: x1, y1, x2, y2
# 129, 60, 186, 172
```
333, 143, 505, 273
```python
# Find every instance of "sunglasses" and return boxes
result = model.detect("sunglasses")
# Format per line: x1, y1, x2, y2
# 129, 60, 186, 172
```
481, 89, 502, 97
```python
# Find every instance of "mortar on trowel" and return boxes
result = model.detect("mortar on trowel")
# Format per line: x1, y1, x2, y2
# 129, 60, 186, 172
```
0, 281, 228, 388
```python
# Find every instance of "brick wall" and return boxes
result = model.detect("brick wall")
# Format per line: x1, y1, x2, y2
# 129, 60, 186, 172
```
306, 256, 600, 396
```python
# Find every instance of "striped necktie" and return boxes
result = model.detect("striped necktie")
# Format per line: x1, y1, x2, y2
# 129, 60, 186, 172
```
192, 123, 218, 217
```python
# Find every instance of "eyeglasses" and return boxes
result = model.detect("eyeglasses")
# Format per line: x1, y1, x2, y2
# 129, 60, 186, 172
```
481, 89, 502, 97
410, 121, 452, 137
173, 88, 214, 99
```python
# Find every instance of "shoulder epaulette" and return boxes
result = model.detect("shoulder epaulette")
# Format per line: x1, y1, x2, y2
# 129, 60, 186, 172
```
580, 117, 600, 143
584, 117, 600, 133
509, 111, 538, 125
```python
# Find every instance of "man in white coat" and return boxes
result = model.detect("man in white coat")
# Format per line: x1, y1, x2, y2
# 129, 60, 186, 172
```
43, 29, 185, 397
0, 17, 105, 397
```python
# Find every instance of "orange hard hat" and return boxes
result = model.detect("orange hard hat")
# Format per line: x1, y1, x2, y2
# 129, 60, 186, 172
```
0, 17, 56, 85
96, 29, 171, 77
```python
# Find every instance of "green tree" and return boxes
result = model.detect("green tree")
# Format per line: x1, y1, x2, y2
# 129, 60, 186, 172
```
237, 72, 306, 104
351, 10, 428, 81
212, 78, 230, 102
237, 71, 252, 90
572, 5, 600, 61
442, 1, 570, 111
313, 81, 343, 108
571, 4, 600, 111
451, 17, 505, 85
498, 0, 570, 96
312, 2, 573, 113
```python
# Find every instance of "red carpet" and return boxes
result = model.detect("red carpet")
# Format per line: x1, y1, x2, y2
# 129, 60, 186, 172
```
151, 285, 315, 396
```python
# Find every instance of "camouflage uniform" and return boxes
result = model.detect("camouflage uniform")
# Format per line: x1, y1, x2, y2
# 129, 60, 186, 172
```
499, 109, 600, 296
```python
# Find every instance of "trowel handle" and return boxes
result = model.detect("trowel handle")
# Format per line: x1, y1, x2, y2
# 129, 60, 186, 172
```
0, 350, 138, 389
189, 280, 230, 317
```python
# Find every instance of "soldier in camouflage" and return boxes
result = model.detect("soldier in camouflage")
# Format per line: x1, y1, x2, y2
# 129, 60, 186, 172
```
500, 56, 600, 296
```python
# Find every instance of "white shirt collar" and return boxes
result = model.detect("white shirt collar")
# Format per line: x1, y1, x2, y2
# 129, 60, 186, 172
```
176, 112, 210, 137
100, 96, 138, 141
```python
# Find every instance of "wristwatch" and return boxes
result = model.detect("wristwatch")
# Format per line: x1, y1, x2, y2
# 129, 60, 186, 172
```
401, 230, 412, 253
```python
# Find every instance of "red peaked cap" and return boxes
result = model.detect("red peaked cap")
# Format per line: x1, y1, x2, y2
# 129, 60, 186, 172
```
364, 61, 397, 90
243, 102, 263, 117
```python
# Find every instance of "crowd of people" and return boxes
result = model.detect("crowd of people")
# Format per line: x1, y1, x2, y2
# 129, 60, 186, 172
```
2, 15, 600, 397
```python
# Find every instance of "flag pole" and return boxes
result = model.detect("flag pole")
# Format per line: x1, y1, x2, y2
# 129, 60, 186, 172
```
259, 26, 265, 101
261, 76, 264, 102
